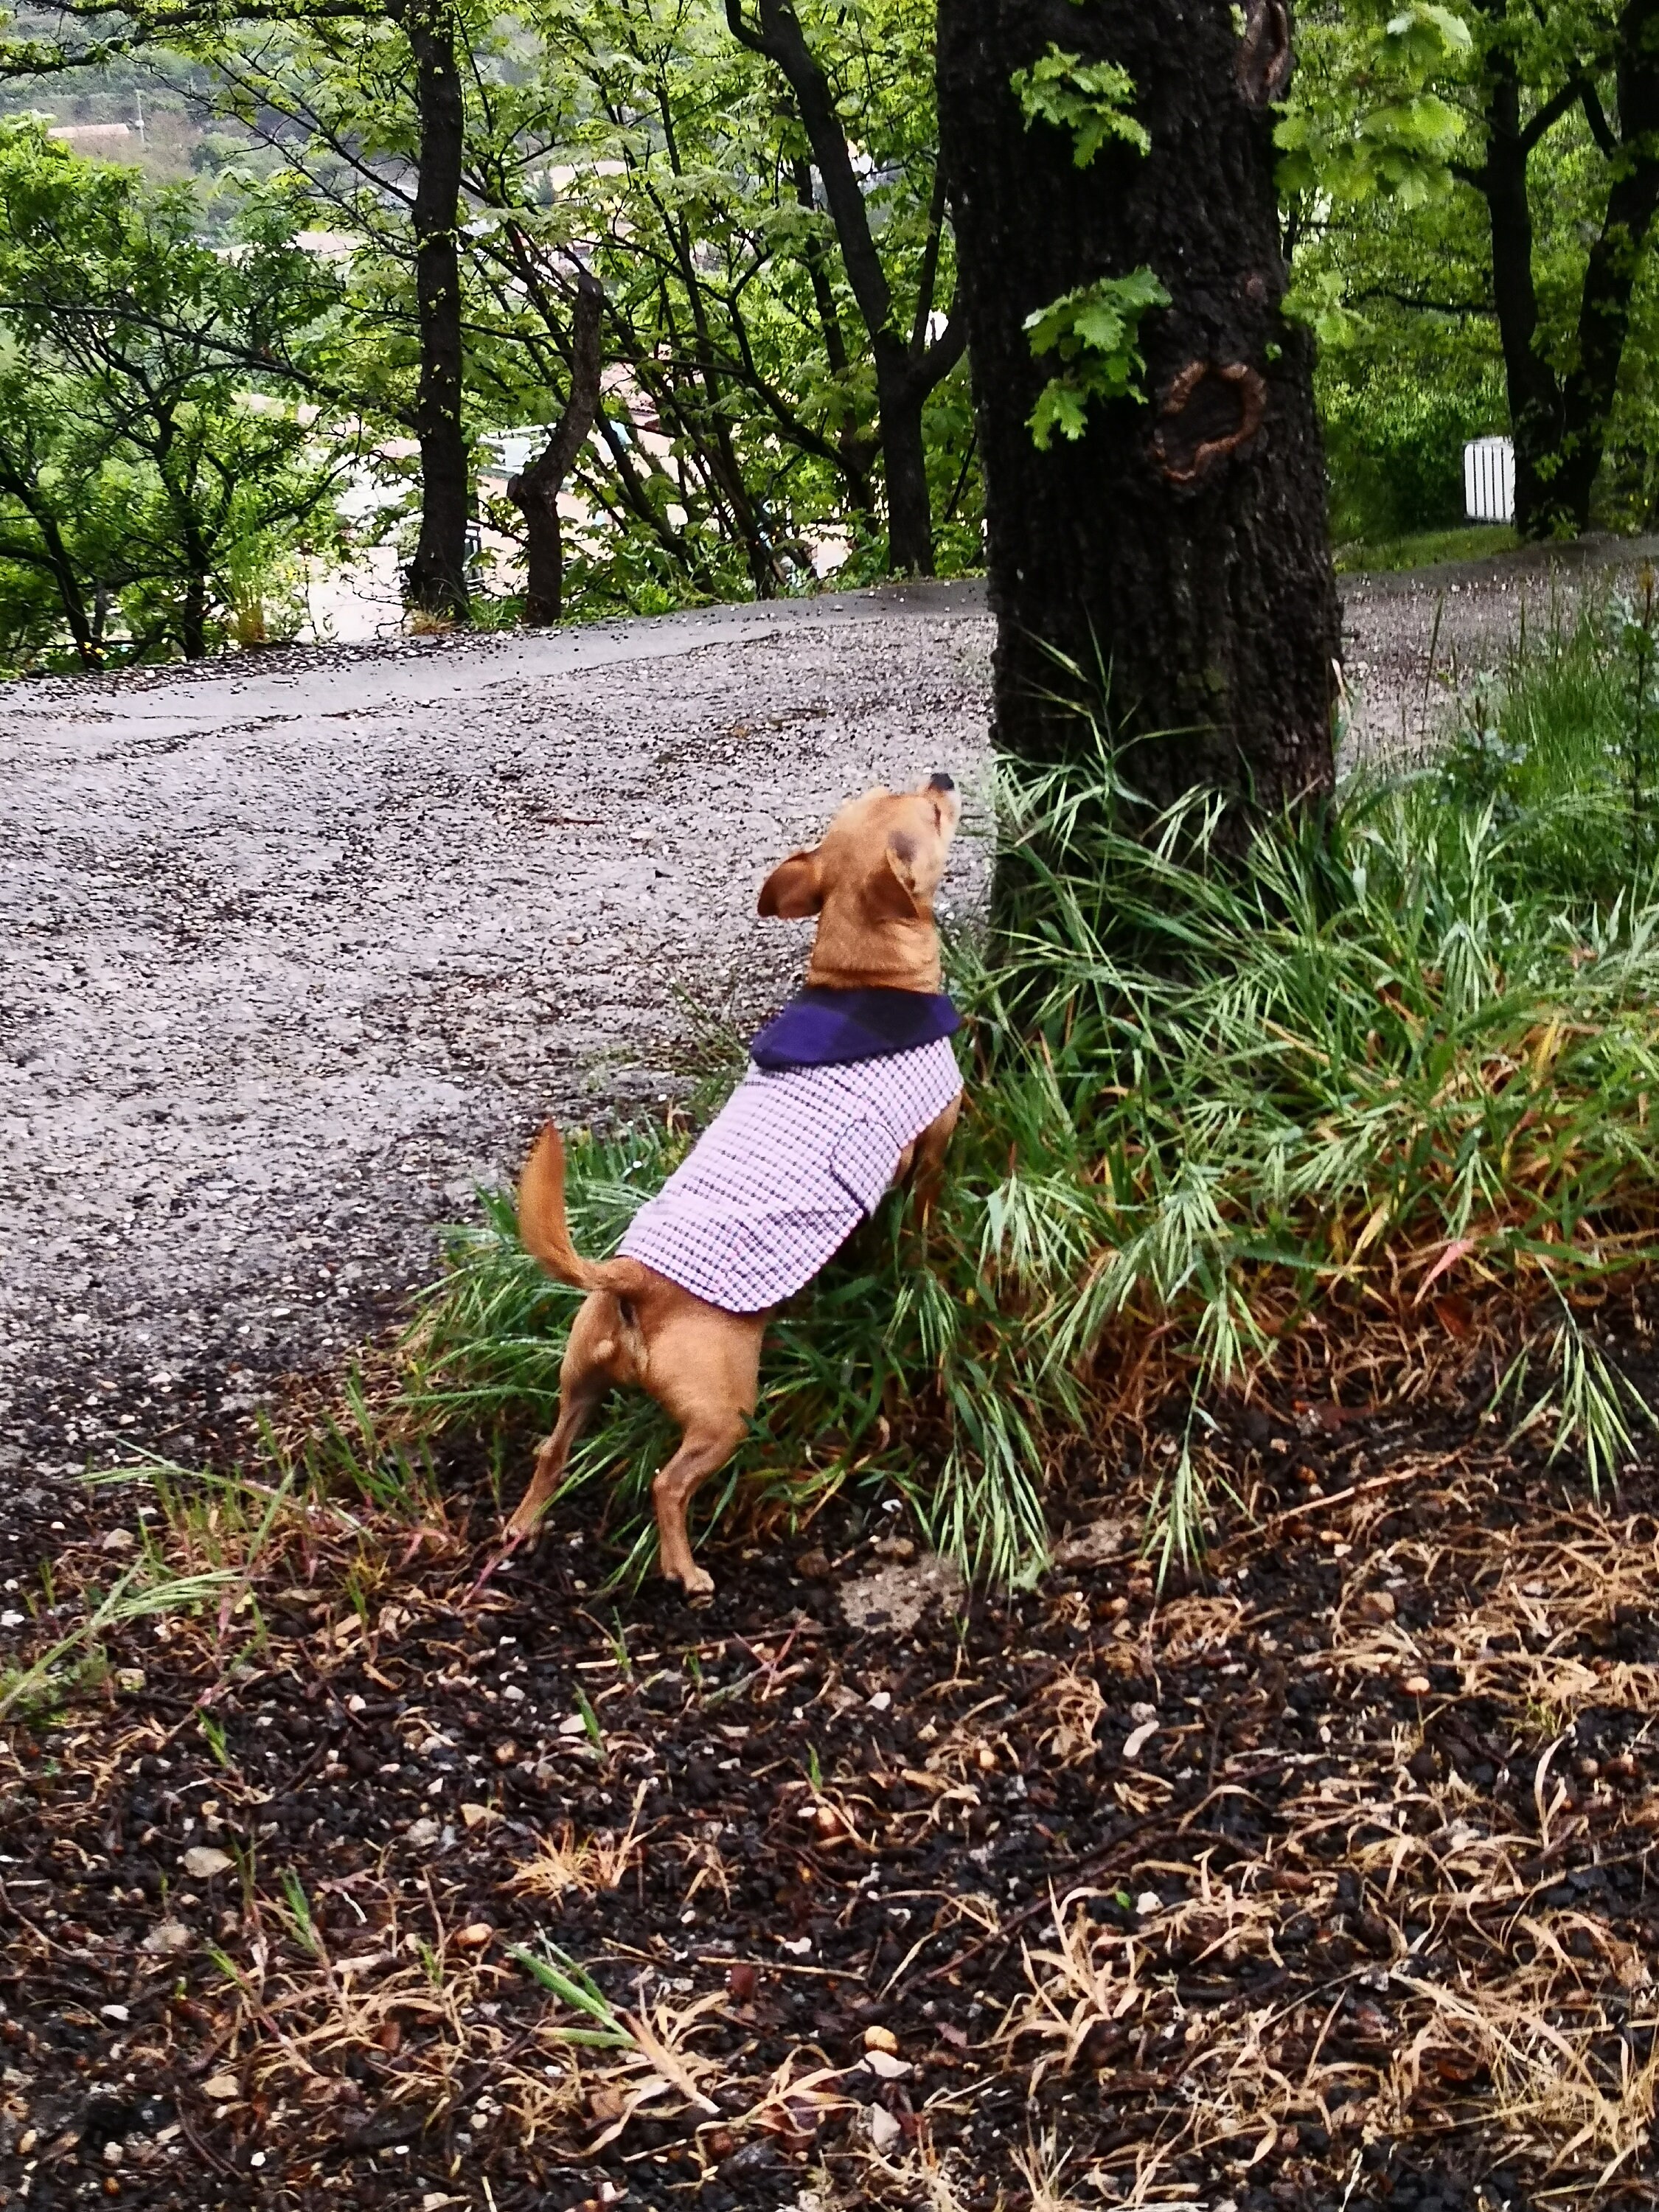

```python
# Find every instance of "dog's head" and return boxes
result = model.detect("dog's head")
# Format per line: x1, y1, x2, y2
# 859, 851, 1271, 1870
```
757, 773, 961, 991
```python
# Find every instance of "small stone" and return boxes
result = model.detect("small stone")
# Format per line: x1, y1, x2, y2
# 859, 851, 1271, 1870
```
863, 2024, 900, 2055
867, 1689, 892, 1711
1135, 1891, 1162, 1916
557, 1713, 588, 1737
100, 2004, 130, 2024
404, 1818, 441, 1848
867, 2104, 902, 2151
1122, 1719, 1159, 1761
182, 1846, 234, 1879
204, 2073, 240, 2101
794, 1550, 831, 1580
453, 1921, 493, 1949
101, 1529, 136, 1554
862, 2049, 911, 2081
18, 2130, 37, 2157
114, 1668, 146, 1694
142, 1920, 192, 1957
1355, 1589, 1397, 1624
493, 1740, 518, 1767
459, 1801, 494, 1830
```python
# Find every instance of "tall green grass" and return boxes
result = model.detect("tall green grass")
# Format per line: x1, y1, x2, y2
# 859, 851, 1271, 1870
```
1436, 581, 1659, 901
406, 639, 1659, 1583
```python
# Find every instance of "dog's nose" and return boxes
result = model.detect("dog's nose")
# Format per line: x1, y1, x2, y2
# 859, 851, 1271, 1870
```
928, 772, 956, 793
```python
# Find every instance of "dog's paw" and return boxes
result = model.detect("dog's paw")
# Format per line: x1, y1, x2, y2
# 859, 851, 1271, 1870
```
675, 1565, 717, 1601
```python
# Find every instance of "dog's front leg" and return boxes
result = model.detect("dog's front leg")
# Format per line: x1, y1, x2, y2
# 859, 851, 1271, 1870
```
906, 1095, 962, 1233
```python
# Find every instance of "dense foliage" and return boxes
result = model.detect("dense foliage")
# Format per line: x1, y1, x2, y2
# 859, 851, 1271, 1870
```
9, 0, 1659, 659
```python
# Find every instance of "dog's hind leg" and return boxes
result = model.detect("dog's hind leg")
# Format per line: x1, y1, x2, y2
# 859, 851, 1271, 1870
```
647, 1306, 765, 1596
505, 1293, 625, 1543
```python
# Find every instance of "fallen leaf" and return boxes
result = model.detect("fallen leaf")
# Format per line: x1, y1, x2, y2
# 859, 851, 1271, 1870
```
868, 2105, 902, 2153
1432, 1293, 1473, 1338
181, 1846, 234, 1880
202, 2073, 239, 2102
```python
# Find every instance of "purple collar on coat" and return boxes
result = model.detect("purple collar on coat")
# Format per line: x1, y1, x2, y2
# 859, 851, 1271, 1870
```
749, 986, 961, 1071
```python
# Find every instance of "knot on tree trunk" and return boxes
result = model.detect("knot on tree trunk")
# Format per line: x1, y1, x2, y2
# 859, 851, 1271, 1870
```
1235, 0, 1293, 106
1151, 361, 1267, 484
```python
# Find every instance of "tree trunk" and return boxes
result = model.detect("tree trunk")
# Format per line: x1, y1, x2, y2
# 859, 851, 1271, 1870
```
726, 0, 964, 576
507, 271, 605, 625
875, 355, 935, 575
1553, 0, 1659, 527
937, 0, 1340, 815
1479, 55, 1565, 534
402, 0, 471, 621
181, 565, 208, 658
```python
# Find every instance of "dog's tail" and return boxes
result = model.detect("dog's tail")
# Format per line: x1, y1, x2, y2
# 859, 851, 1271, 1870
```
517, 1123, 655, 1300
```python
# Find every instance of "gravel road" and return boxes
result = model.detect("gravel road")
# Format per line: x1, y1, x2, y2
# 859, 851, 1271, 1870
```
1, 582, 992, 1488
0, 549, 1630, 1495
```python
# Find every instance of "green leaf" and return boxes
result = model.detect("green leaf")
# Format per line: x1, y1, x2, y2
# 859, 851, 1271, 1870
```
1022, 269, 1170, 448
1010, 46, 1150, 168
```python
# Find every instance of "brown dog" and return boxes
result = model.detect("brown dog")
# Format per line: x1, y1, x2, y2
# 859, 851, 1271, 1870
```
504, 774, 964, 1594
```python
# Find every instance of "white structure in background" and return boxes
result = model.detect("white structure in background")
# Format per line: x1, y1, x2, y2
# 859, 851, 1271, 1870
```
1464, 435, 1515, 524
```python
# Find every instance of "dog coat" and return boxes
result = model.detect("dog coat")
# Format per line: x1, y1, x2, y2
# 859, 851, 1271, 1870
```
617, 993, 963, 1314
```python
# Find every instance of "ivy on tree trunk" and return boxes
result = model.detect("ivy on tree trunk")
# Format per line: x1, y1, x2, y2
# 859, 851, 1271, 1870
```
938, 0, 1340, 816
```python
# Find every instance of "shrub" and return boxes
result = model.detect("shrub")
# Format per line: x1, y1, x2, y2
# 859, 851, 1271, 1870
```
405, 655, 1659, 1585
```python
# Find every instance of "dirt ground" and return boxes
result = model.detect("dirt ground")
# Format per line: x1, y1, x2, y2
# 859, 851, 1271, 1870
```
1, 1349, 1655, 2212
0, 546, 1647, 1495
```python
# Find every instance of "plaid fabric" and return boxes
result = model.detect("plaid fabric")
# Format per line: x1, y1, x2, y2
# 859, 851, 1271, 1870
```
618, 1036, 963, 1313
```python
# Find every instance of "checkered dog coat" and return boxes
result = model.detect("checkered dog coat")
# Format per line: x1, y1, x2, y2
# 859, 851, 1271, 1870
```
618, 1035, 963, 1314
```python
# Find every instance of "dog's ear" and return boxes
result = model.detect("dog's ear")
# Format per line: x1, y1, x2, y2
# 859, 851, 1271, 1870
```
758, 849, 823, 917
864, 831, 924, 921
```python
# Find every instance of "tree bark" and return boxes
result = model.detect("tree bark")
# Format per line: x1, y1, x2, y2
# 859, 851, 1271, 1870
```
937, 0, 1340, 815
401, 0, 471, 620
507, 269, 604, 625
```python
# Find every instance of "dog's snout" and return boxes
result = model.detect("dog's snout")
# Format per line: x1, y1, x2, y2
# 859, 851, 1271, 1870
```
928, 772, 956, 793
